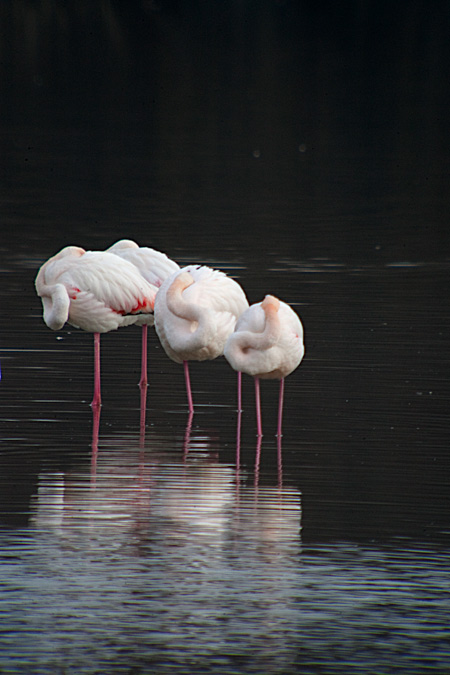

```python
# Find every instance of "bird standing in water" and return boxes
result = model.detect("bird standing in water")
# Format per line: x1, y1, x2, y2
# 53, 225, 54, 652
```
107, 239, 180, 387
35, 246, 157, 407
224, 294, 304, 436
154, 265, 249, 413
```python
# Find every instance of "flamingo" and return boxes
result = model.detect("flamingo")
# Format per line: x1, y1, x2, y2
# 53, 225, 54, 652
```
35, 246, 157, 407
154, 265, 249, 413
224, 294, 304, 436
106, 239, 180, 387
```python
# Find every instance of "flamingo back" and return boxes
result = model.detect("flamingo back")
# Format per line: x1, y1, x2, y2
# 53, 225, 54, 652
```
181, 265, 249, 318
107, 240, 180, 287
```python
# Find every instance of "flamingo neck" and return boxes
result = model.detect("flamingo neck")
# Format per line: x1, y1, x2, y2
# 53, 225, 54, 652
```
35, 248, 85, 331
239, 295, 282, 352
41, 284, 70, 330
165, 272, 214, 352
166, 272, 197, 318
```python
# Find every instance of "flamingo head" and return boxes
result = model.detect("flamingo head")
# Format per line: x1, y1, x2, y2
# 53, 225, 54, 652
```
261, 295, 280, 315
172, 270, 195, 293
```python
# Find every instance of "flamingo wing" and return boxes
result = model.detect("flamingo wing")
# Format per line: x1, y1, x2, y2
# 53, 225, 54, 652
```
69, 252, 155, 310
54, 252, 156, 333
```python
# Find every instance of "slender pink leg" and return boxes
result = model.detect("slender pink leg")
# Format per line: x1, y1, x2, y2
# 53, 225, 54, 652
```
236, 408, 242, 465
91, 402, 101, 482
183, 410, 194, 459
276, 378, 285, 437
254, 376, 262, 436
277, 432, 283, 489
237, 371, 242, 412
91, 332, 102, 408
139, 380, 148, 447
183, 360, 194, 413
254, 434, 262, 489
139, 324, 148, 388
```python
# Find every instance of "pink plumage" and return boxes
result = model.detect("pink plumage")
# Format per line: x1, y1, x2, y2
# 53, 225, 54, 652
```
35, 245, 157, 406
107, 239, 180, 387
154, 265, 249, 412
224, 295, 304, 436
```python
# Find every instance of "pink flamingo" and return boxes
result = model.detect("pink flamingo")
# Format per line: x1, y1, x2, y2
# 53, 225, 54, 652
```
35, 246, 157, 407
224, 295, 304, 436
106, 239, 179, 387
154, 265, 249, 413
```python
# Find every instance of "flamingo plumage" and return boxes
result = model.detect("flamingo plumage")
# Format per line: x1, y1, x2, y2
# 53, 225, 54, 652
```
35, 246, 157, 407
154, 265, 249, 412
106, 239, 180, 386
224, 294, 304, 436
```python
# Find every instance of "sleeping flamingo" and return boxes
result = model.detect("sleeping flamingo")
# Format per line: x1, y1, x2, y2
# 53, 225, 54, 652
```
35, 246, 157, 407
106, 239, 180, 387
224, 295, 304, 436
154, 265, 249, 413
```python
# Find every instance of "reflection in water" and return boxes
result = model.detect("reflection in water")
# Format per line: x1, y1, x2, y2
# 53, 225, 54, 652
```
14, 438, 302, 673
90, 379, 150, 460
182, 409, 195, 459
2, 442, 448, 673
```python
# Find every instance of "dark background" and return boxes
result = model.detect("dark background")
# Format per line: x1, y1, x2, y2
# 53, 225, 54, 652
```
2, 0, 450, 261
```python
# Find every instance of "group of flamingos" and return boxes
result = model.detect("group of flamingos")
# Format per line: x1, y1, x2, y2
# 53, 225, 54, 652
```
35, 240, 305, 437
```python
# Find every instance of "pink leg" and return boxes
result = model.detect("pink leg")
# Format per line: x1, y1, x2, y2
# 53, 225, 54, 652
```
237, 371, 242, 412
183, 360, 194, 413
91, 402, 101, 464
254, 434, 262, 489
139, 324, 148, 388
183, 410, 194, 459
236, 408, 242, 463
139, 379, 148, 447
277, 433, 283, 489
91, 332, 102, 408
276, 378, 285, 437
254, 376, 262, 436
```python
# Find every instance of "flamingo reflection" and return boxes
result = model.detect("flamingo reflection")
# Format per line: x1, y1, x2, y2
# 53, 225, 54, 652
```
32, 428, 300, 557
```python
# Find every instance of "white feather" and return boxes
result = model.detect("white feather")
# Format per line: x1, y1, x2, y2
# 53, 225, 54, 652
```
154, 265, 249, 364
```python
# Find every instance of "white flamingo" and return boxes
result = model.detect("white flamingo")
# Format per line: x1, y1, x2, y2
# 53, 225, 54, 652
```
35, 246, 157, 407
154, 265, 249, 413
106, 239, 180, 386
224, 294, 304, 436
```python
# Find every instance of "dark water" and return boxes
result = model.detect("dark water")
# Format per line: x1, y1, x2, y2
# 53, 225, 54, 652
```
1, 2, 450, 673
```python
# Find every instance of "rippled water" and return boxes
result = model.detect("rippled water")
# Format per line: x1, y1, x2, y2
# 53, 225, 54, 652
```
1, 2, 450, 673
2, 258, 449, 673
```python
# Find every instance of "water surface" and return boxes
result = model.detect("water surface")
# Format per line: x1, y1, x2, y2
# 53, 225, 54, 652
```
1, 2, 450, 673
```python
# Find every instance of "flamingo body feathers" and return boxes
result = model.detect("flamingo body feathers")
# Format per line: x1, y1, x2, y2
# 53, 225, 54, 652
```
35, 247, 157, 334
154, 265, 249, 364
224, 295, 304, 379
107, 239, 180, 288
